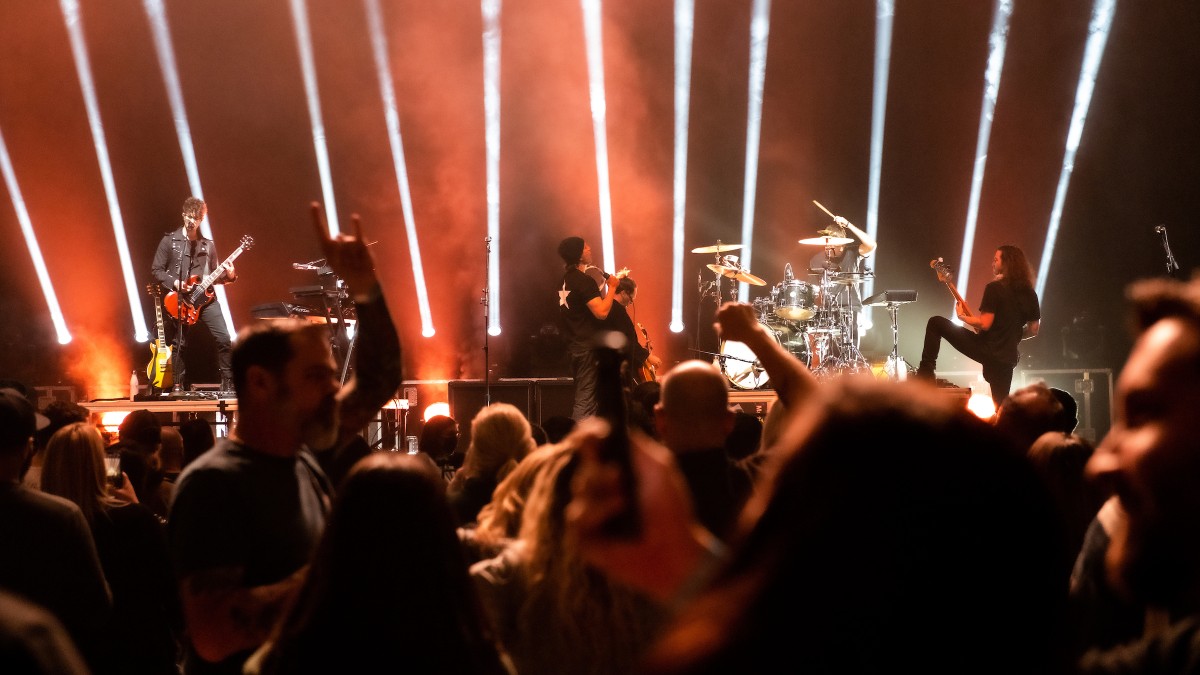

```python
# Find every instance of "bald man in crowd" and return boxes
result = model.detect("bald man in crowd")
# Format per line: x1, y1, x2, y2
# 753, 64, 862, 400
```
654, 360, 753, 541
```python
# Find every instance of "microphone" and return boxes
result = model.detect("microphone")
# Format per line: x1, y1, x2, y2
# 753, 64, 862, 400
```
1155, 225, 1166, 234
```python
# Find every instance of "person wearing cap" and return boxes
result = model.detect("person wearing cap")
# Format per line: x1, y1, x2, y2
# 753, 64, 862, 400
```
0, 387, 113, 672
557, 236, 623, 420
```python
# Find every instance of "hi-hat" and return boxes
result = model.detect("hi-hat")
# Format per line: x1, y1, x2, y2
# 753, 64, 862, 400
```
707, 263, 766, 286
830, 271, 873, 286
692, 242, 743, 254
799, 235, 853, 246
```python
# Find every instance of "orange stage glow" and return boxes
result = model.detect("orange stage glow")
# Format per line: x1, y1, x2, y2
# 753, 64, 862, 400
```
65, 331, 132, 400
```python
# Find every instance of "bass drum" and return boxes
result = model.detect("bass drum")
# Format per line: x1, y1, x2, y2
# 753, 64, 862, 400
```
715, 323, 808, 390
774, 281, 819, 322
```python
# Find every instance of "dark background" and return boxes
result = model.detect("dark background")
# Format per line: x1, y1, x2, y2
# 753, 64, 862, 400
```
1, 1, 1196, 403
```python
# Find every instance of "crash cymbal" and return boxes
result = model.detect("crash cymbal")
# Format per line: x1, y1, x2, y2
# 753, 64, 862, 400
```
706, 263, 766, 286
707, 263, 735, 277
736, 270, 767, 286
691, 243, 743, 254
799, 235, 854, 246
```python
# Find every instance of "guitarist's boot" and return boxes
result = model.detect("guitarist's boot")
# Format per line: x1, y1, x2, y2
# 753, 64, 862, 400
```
219, 372, 234, 396
915, 360, 936, 382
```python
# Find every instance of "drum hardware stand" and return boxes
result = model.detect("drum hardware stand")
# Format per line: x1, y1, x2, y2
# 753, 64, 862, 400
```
482, 236, 492, 405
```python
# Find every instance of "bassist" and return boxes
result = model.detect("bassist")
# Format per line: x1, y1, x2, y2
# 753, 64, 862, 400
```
151, 196, 238, 394
606, 276, 663, 389
916, 245, 1040, 409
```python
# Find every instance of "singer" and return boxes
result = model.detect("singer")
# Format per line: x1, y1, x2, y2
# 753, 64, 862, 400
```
151, 196, 238, 395
557, 236, 624, 419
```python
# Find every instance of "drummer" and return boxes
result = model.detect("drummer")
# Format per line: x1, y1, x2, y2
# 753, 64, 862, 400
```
806, 214, 883, 360
807, 216, 877, 339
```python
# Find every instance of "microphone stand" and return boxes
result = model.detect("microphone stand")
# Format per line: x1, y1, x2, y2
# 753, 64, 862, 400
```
482, 236, 492, 405
172, 232, 189, 394
1157, 226, 1181, 278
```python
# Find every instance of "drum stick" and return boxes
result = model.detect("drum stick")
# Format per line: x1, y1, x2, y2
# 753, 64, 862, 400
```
812, 200, 837, 219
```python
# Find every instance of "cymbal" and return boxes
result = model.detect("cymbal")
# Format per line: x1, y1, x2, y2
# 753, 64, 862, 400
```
692, 243, 743, 254
707, 264, 766, 286
830, 272, 873, 286
799, 235, 853, 246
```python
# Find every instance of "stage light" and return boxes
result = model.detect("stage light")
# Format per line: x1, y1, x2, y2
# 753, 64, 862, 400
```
736, 0, 771, 303
966, 392, 997, 420
861, 0, 895, 334
954, 0, 1012, 309
482, 0, 502, 336
423, 401, 450, 421
670, 0, 695, 334
142, 0, 237, 339
99, 410, 130, 433
581, 0, 616, 274
0, 127, 72, 344
1035, 0, 1116, 297
60, 0, 149, 343
288, 0, 340, 237
365, 0, 436, 337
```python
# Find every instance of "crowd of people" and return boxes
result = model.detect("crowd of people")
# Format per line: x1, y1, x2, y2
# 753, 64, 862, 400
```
3, 215, 1200, 674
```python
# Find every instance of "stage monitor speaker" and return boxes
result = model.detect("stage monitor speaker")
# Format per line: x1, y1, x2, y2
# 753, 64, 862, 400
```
448, 380, 534, 452
532, 378, 575, 427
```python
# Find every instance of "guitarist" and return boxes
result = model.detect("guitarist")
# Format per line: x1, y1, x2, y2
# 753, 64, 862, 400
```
606, 276, 663, 390
151, 196, 238, 394
915, 245, 1041, 409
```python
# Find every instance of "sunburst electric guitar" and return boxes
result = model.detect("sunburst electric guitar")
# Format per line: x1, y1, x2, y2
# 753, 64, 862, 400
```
930, 257, 978, 333
146, 284, 173, 390
165, 235, 255, 324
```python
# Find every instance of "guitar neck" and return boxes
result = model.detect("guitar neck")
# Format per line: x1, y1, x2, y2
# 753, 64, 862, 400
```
944, 282, 974, 317
154, 301, 167, 344
196, 245, 245, 292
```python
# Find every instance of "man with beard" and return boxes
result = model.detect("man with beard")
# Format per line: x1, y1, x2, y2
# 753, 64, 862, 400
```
167, 207, 400, 675
1080, 274, 1200, 673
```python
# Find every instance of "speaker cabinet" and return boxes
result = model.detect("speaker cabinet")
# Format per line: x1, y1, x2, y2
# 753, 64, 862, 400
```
448, 380, 534, 451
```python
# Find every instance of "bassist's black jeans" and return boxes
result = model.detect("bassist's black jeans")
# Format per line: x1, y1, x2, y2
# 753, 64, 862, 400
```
919, 315, 1013, 408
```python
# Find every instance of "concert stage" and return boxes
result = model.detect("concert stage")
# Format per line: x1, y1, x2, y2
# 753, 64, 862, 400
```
80, 396, 238, 436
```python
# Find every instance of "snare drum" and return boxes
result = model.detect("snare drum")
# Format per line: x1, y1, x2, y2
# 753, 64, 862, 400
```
774, 281, 818, 322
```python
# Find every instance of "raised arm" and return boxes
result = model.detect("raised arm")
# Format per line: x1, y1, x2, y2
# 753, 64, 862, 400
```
309, 205, 402, 438
714, 302, 817, 408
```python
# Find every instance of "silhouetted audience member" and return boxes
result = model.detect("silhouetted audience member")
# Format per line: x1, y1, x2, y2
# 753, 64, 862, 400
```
653, 360, 752, 543
245, 453, 512, 675
177, 418, 215, 470
113, 409, 168, 520
541, 415, 577, 445
0, 588, 91, 675
472, 449, 665, 675
628, 380, 662, 438
724, 410, 763, 463
24, 398, 90, 489
458, 442, 569, 564
167, 213, 400, 675
0, 387, 112, 673
530, 423, 548, 447
992, 381, 1067, 453
1048, 387, 1080, 434
447, 403, 536, 527
1027, 431, 1105, 581
1078, 274, 1200, 672
419, 415, 461, 474
42, 422, 182, 675
568, 377, 1068, 674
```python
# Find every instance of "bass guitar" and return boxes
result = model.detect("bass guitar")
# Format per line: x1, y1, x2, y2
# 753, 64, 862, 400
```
929, 257, 977, 333
166, 235, 254, 324
636, 323, 657, 383
145, 284, 173, 390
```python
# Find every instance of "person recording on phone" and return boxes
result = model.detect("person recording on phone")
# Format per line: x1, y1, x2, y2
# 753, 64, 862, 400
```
557, 236, 625, 420
151, 196, 238, 395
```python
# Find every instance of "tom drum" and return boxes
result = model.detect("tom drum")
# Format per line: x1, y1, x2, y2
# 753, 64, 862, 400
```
774, 281, 819, 322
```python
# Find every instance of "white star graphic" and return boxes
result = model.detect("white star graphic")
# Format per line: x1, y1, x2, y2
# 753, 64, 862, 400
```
559, 283, 570, 308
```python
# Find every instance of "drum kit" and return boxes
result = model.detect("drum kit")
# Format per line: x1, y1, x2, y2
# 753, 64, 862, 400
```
692, 231, 875, 390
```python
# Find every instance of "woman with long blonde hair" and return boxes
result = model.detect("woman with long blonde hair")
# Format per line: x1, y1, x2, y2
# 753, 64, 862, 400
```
41, 422, 181, 675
